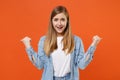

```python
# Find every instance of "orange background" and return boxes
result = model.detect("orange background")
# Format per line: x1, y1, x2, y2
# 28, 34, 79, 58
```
0, 0, 120, 80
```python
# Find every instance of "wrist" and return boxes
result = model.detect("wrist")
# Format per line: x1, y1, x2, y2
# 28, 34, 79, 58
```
91, 41, 97, 47
25, 45, 31, 49
24, 43, 31, 49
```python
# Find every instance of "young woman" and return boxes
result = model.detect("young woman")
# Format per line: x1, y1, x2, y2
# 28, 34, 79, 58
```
21, 5, 102, 80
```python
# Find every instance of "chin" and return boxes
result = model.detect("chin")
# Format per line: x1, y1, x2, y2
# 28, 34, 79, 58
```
57, 31, 64, 34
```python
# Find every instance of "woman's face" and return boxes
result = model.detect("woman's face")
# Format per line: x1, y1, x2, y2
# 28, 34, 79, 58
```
52, 13, 67, 36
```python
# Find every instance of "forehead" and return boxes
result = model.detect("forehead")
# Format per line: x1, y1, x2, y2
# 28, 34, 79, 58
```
53, 13, 67, 19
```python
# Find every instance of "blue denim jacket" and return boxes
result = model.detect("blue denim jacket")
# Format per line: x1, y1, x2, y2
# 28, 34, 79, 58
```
26, 35, 96, 80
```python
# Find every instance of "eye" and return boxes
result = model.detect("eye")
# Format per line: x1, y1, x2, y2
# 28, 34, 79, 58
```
53, 18, 58, 21
61, 18, 65, 21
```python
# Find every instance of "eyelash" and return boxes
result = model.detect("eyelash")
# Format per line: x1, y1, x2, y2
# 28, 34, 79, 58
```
54, 19, 58, 21
61, 18, 65, 21
54, 18, 65, 21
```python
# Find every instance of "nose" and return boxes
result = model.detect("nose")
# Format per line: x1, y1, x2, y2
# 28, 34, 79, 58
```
58, 20, 62, 25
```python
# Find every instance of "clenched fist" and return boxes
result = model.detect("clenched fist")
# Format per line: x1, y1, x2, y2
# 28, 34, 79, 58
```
21, 36, 31, 49
91, 35, 102, 46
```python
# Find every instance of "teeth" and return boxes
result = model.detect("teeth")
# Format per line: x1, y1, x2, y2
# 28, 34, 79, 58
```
57, 27, 63, 29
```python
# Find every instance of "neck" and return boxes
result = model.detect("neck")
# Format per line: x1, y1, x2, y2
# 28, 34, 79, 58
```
57, 33, 64, 37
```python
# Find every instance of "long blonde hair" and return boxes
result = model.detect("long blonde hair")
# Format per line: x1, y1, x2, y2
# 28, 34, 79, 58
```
44, 6, 75, 56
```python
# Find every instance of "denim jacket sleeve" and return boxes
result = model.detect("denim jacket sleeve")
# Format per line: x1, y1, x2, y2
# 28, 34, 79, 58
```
25, 36, 47, 69
74, 36, 96, 70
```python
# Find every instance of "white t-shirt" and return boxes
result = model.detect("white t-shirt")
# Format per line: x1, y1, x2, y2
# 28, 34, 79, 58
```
51, 37, 71, 77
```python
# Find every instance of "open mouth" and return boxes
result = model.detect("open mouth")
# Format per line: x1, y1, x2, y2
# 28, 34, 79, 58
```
57, 27, 63, 29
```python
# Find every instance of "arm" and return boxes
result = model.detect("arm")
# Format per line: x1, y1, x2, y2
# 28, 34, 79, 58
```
75, 35, 101, 70
21, 36, 47, 69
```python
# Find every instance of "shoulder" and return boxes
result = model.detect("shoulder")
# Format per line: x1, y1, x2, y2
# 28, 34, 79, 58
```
38, 35, 46, 45
40, 35, 46, 41
73, 35, 83, 49
73, 35, 82, 42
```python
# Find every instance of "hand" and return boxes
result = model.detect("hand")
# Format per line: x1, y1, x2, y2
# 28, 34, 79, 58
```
21, 36, 31, 49
91, 35, 102, 46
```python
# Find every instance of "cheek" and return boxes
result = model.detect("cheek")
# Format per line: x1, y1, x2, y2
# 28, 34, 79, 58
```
52, 21, 55, 27
52, 21, 57, 26
62, 21, 67, 26
52, 22, 58, 30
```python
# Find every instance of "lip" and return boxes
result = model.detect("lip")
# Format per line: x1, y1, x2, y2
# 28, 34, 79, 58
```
57, 26, 63, 29
57, 25, 63, 29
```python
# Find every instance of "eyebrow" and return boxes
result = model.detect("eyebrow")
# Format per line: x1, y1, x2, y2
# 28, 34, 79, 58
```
53, 18, 58, 20
53, 17, 66, 19
61, 18, 65, 20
